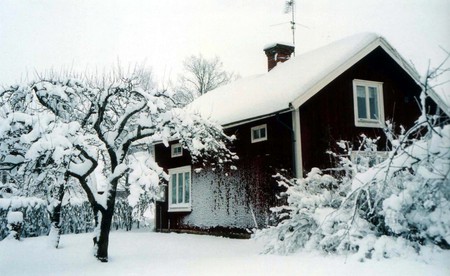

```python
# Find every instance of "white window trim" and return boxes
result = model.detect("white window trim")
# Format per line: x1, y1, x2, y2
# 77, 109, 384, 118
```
168, 165, 192, 212
352, 79, 385, 128
171, 143, 183, 158
251, 124, 268, 143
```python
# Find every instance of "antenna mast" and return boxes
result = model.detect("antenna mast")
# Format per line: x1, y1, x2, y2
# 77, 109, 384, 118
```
285, 1, 296, 54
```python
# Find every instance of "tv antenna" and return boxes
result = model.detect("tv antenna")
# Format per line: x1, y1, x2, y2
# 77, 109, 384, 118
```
285, 0, 296, 47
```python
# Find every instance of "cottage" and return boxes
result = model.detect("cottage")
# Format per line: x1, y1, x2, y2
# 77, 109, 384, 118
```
154, 33, 447, 237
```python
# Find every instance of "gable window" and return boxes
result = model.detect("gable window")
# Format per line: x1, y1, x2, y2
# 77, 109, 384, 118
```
168, 166, 191, 212
353, 79, 384, 128
171, 143, 183, 158
251, 124, 267, 143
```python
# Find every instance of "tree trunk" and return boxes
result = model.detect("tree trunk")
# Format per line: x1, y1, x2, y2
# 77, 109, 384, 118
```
48, 183, 65, 248
93, 188, 117, 262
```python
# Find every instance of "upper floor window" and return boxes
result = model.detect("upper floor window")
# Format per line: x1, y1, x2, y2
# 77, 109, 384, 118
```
251, 124, 267, 143
353, 79, 384, 128
168, 166, 191, 212
171, 143, 183, 158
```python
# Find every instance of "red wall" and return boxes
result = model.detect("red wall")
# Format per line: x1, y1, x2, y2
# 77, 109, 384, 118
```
299, 46, 422, 172
155, 113, 295, 233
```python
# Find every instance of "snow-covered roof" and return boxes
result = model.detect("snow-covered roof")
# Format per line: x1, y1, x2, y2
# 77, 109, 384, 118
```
187, 33, 446, 127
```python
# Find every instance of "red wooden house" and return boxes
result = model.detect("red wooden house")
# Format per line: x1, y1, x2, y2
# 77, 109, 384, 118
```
154, 33, 448, 237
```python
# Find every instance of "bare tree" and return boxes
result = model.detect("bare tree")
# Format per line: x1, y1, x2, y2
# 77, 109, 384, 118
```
175, 54, 238, 105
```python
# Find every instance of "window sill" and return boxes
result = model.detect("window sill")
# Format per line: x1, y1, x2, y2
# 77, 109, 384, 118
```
168, 205, 192, 213
251, 137, 267, 143
355, 120, 383, 128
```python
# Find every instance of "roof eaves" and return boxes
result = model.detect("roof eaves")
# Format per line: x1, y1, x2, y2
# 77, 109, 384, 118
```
222, 108, 291, 129
378, 38, 450, 117
425, 87, 450, 117
378, 37, 421, 82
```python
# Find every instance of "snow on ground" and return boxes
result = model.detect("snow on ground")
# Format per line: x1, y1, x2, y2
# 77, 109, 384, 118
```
0, 231, 449, 276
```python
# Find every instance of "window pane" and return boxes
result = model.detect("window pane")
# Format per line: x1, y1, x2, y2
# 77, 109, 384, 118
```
184, 172, 190, 203
368, 87, 378, 119
178, 173, 183, 203
260, 127, 266, 138
356, 86, 367, 119
253, 129, 260, 139
171, 175, 177, 204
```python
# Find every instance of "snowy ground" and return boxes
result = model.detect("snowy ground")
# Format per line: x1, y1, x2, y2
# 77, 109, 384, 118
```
1, 231, 449, 276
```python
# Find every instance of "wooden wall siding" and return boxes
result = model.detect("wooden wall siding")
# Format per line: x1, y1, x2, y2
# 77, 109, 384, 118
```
154, 142, 191, 169
229, 113, 294, 175
299, 46, 422, 172
155, 113, 294, 232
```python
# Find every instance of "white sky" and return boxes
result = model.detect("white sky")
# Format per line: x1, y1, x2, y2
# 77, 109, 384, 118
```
0, 0, 449, 99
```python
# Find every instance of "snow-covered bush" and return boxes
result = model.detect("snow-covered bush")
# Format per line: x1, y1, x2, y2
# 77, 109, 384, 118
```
0, 197, 49, 240
1, 194, 150, 240
6, 211, 23, 240
257, 118, 450, 260
257, 169, 345, 254
60, 199, 94, 234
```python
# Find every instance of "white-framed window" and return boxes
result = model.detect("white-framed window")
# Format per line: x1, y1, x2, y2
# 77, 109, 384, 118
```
168, 166, 191, 212
353, 79, 385, 128
171, 143, 183, 158
251, 124, 267, 143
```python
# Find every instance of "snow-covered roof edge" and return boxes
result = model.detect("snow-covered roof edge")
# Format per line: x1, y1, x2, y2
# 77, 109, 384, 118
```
187, 33, 449, 128
378, 38, 450, 117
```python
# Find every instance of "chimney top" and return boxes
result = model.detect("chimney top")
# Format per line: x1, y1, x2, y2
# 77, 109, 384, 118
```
263, 43, 295, 72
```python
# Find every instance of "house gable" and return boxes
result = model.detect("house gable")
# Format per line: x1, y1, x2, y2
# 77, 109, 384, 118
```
299, 46, 422, 171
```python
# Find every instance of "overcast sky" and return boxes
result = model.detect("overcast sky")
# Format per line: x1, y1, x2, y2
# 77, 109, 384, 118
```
0, 0, 449, 99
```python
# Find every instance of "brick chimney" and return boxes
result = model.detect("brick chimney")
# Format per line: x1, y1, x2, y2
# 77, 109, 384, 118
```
263, 43, 295, 71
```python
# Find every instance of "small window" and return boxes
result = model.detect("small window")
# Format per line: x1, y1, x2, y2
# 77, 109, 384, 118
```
168, 166, 191, 212
171, 143, 183, 158
353, 79, 384, 128
251, 124, 267, 143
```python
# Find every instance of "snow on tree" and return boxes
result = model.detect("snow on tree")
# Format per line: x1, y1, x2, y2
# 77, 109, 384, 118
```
174, 54, 238, 105
258, 119, 449, 259
0, 84, 82, 247
1, 67, 236, 262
